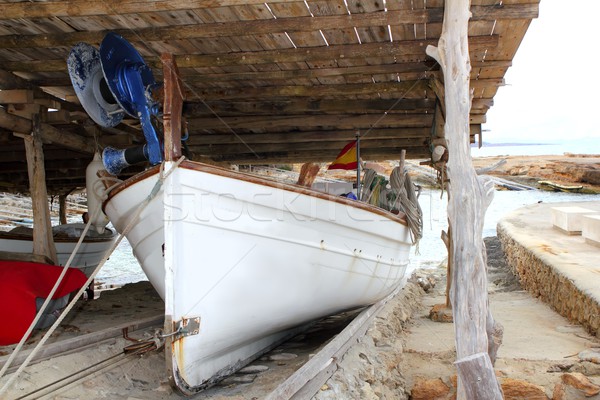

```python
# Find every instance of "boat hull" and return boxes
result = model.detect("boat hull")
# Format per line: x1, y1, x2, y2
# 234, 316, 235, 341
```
0, 225, 116, 277
104, 160, 412, 393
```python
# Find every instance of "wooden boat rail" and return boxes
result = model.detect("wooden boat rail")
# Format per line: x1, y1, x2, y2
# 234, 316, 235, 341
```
105, 159, 409, 227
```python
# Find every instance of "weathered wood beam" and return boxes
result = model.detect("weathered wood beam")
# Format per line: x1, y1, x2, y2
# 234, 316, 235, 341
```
0, 4, 538, 48
187, 113, 434, 131
183, 99, 436, 117
31, 60, 510, 88
207, 147, 430, 164
0, 0, 326, 19
186, 81, 433, 101
193, 138, 428, 156
0, 36, 498, 72
0, 90, 34, 104
30, 62, 436, 87
0, 108, 96, 153
188, 128, 431, 145
3, 10, 442, 48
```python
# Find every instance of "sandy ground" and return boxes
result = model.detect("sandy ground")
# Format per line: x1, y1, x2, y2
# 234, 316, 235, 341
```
398, 237, 600, 399
3, 236, 600, 399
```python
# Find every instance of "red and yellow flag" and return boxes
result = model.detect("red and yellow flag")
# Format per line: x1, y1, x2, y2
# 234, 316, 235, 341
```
328, 140, 358, 170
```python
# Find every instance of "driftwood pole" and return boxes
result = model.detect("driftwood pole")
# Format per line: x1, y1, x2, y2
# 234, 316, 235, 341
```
426, 0, 502, 398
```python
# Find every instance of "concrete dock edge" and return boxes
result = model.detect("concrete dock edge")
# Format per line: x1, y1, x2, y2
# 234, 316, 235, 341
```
497, 201, 600, 337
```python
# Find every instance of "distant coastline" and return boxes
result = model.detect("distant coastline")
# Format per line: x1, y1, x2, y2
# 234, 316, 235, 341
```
473, 141, 551, 148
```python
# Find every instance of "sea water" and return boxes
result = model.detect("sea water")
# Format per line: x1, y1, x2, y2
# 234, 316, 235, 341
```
97, 187, 600, 286
410, 188, 600, 274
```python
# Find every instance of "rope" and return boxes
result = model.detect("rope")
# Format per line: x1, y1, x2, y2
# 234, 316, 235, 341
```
0, 157, 185, 396
390, 166, 423, 246
14, 339, 160, 400
360, 169, 378, 203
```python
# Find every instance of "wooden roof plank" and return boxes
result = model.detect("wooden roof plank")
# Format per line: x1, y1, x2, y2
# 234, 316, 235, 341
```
0, 4, 538, 49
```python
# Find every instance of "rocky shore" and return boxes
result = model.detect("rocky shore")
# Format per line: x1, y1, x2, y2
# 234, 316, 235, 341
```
471, 153, 600, 193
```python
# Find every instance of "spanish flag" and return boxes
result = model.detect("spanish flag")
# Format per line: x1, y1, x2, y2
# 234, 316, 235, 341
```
328, 140, 358, 170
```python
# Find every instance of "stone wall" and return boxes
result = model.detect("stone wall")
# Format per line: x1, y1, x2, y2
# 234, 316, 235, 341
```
498, 223, 600, 337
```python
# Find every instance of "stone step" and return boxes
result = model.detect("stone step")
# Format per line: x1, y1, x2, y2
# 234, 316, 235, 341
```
582, 214, 600, 247
551, 206, 597, 235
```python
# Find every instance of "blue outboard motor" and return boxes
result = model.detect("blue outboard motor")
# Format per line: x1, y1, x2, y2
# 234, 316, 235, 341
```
68, 32, 163, 175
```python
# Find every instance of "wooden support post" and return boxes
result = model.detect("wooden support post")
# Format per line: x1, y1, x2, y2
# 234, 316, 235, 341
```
455, 353, 502, 400
426, 0, 503, 398
161, 53, 184, 162
296, 163, 320, 187
23, 114, 58, 265
58, 194, 67, 225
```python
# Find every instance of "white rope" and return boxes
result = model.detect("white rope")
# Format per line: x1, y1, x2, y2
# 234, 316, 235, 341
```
390, 166, 423, 246
0, 157, 185, 396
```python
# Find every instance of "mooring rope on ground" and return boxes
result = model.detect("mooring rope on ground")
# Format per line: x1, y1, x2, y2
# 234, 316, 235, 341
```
14, 339, 161, 400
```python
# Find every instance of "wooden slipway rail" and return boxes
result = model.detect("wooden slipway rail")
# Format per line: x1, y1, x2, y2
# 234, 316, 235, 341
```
265, 288, 398, 399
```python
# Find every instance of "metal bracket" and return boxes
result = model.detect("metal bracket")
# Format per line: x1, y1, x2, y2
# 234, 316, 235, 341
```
172, 316, 201, 341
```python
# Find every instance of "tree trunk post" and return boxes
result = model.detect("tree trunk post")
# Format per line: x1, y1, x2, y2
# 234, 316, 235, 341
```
426, 0, 502, 398
23, 114, 58, 265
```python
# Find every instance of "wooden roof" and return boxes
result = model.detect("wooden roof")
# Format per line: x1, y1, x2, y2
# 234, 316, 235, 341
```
0, 0, 539, 195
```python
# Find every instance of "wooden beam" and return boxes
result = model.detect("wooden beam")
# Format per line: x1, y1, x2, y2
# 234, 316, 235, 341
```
207, 147, 431, 165
183, 99, 436, 117
0, 69, 79, 112
0, 1, 539, 24
0, 90, 34, 104
30, 60, 511, 88
0, 108, 96, 153
186, 81, 433, 101
0, 36, 499, 72
1, 10, 444, 48
23, 114, 58, 264
186, 113, 434, 131
188, 128, 431, 145
193, 138, 427, 156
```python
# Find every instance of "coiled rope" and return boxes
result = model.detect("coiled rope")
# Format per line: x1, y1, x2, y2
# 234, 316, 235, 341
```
0, 157, 185, 396
390, 166, 423, 246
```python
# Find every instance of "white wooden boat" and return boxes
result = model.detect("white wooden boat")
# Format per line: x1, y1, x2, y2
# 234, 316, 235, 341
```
104, 160, 413, 394
0, 223, 117, 277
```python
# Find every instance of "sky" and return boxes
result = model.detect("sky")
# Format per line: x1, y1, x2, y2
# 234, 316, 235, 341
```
483, 1, 599, 145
